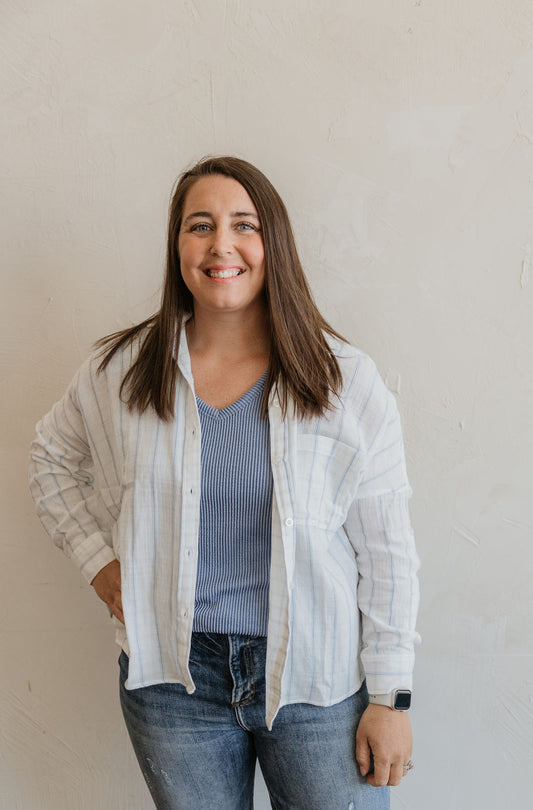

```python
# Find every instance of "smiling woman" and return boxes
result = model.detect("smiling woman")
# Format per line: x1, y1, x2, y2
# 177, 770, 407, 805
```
178, 175, 266, 319
91, 156, 346, 421
29, 155, 420, 810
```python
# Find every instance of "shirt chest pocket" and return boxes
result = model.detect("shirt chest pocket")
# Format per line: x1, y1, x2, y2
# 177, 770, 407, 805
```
293, 434, 365, 531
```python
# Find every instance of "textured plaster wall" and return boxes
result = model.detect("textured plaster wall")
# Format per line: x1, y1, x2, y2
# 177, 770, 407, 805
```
2, 1, 532, 808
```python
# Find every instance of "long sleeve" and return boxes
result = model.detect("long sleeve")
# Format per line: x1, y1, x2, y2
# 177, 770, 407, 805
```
344, 376, 421, 695
29, 358, 119, 584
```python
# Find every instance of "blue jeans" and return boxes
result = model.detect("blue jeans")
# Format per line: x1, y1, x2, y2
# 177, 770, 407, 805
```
119, 633, 389, 810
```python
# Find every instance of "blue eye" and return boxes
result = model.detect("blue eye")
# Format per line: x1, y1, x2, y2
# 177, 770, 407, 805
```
236, 222, 256, 231
191, 223, 211, 232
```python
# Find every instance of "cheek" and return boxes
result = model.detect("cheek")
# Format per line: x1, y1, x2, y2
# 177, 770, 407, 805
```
176, 237, 185, 264
177, 238, 198, 271
247, 239, 265, 269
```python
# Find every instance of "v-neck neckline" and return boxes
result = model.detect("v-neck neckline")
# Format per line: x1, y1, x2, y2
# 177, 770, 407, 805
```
195, 372, 267, 419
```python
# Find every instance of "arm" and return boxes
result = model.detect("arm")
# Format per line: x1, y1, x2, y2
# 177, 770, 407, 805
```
29, 360, 120, 597
344, 377, 420, 785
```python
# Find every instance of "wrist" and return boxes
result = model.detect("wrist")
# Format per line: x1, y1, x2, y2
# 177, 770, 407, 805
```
368, 689, 412, 711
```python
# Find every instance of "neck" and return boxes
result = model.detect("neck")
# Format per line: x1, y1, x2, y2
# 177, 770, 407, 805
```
185, 305, 271, 361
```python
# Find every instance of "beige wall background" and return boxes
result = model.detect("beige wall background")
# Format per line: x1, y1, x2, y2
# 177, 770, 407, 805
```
2, 1, 532, 807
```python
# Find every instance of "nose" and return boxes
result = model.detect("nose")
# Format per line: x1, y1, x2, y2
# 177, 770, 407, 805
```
209, 227, 234, 256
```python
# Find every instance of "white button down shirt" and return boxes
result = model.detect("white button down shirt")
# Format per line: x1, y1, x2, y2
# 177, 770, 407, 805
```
29, 324, 420, 729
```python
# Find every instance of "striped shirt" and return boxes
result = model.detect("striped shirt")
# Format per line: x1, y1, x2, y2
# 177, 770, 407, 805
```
194, 373, 272, 636
29, 320, 420, 729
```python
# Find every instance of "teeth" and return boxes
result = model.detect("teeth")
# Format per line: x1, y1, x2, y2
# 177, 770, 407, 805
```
206, 268, 243, 279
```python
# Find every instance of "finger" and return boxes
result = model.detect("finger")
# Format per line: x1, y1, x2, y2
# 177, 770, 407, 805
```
113, 597, 125, 624
355, 737, 371, 777
106, 593, 124, 624
388, 762, 404, 786
367, 758, 390, 788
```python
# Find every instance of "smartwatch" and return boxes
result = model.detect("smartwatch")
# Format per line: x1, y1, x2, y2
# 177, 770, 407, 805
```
368, 689, 412, 711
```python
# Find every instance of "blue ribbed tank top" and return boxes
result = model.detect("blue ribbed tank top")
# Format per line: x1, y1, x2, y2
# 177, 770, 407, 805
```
192, 373, 273, 636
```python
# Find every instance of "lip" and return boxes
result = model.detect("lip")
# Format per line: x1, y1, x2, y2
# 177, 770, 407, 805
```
203, 265, 245, 272
202, 264, 246, 281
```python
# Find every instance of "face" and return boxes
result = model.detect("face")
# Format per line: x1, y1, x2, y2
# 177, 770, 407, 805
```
178, 175, 266, 319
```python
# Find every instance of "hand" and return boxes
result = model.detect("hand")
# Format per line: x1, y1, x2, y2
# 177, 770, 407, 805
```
356, 704, 413, 787
90, 560, 124, 624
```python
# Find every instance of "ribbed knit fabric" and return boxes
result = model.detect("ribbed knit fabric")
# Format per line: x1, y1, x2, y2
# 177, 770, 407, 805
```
193, 373, 273, 636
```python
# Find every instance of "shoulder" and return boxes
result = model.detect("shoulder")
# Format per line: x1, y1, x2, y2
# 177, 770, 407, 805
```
328, 335, 389, 402
325, 335, 398, 444
75, 328, 147, 400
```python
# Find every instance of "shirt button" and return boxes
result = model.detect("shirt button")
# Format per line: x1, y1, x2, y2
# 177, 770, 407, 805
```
186, 549, 192, 558
191, 429, 196, 437
183, 610, 189, 618
285, 518, 293, 527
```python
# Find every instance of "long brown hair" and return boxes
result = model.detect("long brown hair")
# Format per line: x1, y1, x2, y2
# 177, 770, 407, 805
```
96, 156, 345, 420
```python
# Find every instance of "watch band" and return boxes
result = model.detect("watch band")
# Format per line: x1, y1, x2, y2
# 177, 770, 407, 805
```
368, 689, 412, 711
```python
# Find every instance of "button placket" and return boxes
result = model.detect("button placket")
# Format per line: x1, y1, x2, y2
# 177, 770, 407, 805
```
178, 404, 201, 638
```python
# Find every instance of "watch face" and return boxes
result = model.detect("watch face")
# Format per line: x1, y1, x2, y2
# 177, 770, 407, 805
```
394, 690, 412, 710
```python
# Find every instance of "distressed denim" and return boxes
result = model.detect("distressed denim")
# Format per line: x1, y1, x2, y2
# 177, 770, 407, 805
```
119, 633, 390, 810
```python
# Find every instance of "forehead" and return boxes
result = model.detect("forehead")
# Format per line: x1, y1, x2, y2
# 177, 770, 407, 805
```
182, 175, 258, 215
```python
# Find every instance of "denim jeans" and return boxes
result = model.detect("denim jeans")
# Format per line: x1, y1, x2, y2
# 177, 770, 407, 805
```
119, 633, 389, 810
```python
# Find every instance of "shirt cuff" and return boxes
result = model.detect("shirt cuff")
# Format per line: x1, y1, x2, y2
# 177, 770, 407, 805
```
362, 654, 416, 694
70, 532, 117, 585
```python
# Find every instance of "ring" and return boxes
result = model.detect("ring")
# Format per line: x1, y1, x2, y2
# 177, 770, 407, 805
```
403, 760, 414, 772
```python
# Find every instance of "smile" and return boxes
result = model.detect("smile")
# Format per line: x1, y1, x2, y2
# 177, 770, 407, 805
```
204, 267, 245, 279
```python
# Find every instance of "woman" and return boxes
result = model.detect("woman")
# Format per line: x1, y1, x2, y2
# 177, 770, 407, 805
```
29, 156, 420, 809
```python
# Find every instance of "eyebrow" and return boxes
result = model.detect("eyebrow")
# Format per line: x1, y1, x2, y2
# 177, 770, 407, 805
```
182, 210, 260, 224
